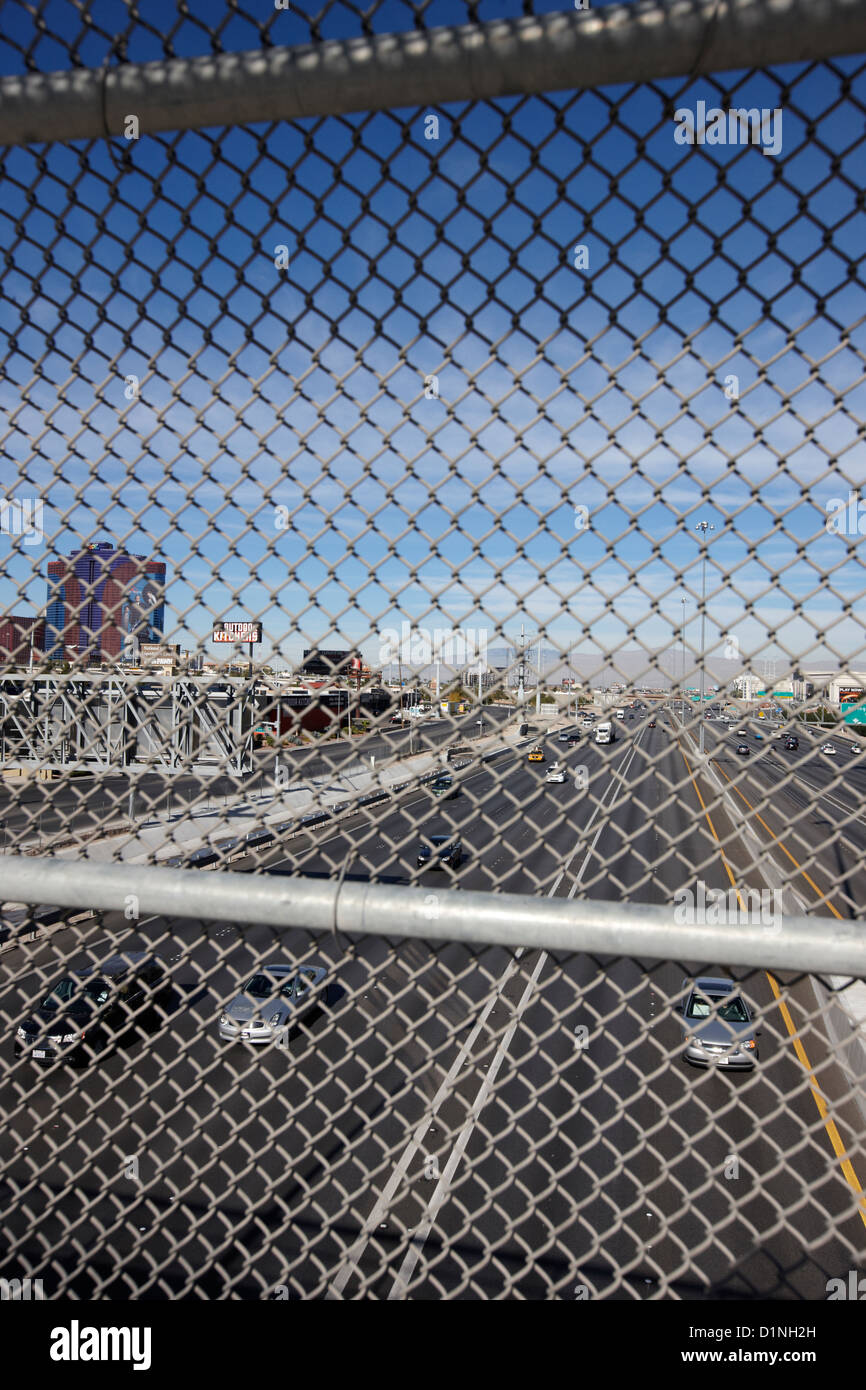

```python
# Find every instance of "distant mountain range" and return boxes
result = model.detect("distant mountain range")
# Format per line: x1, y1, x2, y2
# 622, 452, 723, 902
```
384, 645, 824, 689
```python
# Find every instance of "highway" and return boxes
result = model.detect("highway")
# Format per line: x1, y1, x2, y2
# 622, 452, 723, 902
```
1, 707, 864, 1299
0, 708, 512, 847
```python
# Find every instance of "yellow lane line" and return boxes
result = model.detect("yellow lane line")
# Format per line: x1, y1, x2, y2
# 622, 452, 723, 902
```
764, 970, 866, 1227
679, 746, 866, 1231
710, 759, 843, 920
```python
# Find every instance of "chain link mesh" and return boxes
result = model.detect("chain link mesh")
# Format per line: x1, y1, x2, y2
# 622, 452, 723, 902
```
0, 0, 864, 1300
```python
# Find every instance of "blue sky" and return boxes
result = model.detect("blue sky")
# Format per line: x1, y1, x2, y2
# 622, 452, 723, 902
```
1, 0, 865, 676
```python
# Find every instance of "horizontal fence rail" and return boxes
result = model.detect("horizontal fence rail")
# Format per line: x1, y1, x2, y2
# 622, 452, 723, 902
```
1, 0, 866, 148
2, 856, 865, 977
0, 0, 865, 1307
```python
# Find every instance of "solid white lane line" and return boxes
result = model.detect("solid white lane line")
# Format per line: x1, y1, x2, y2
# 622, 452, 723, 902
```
383, 737, 643, 1299
327, 736, 637, 1299
767, 765, 866, 824
326, 951, 524, 1298
386, 949, 549, 1299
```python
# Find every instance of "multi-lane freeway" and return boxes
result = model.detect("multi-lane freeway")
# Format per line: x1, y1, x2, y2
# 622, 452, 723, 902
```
1, 706, 864, 1299
0, 708, 512, 847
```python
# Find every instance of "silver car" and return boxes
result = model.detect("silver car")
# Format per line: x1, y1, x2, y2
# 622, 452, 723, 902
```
218, 964, 329, 1044
676, 977, 760, 1071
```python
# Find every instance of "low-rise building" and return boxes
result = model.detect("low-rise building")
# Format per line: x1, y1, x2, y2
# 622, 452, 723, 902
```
0, 615, 45, 665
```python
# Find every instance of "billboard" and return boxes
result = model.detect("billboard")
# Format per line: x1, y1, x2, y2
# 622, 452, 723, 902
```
213, 622, 262, 643
301, 649, 354, 676
840, 690, 866, 725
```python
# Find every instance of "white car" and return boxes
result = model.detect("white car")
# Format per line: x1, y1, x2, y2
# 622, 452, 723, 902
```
546, 764, 566, 783
821, 743, 837, 755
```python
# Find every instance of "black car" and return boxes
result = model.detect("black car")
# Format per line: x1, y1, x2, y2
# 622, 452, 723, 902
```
736, 743, 750, 756
429, 773, 459, 799
417, 836, 463, 869
784, 736, 799, 749
567, 732, 582, 743
648, 720, 656, 728
15, 953, 171, 1066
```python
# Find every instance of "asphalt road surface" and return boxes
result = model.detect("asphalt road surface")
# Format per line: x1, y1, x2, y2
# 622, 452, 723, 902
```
1, 707, 864, 1299
0, 708, 512, 847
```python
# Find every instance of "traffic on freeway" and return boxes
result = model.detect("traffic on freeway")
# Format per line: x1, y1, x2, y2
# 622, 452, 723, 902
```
1, 0, 865, 1338
3, 706, 864, 1301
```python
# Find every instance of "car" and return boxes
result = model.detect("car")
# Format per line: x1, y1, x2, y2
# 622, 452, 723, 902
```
218, 964, 330, 1044
546, 764, 566, 783
676, 977, 760, 1070
15, 953, 171, 1066
558, 730, 572, 742
648, 720, 656, 728
528, 747, 545, 762
736, 728, 748, 737
417, 835, 463, 869
735, 743, 750, 755
445, 745, 471, 764
567, 732, 582, 743
430, 773, 458, 799
754, 732, 763, 740
784, 736, 799, 749
821, 743, 837, 755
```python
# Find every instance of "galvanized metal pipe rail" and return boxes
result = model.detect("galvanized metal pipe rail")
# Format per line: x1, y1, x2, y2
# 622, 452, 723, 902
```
1, 855, 864, 976
0, 0, 864, 148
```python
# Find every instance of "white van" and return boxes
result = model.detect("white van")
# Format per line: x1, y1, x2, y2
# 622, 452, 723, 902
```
596, 722, 614, 744
615, 708, 626, 720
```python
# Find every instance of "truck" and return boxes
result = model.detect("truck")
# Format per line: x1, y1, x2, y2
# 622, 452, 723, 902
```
596, 722, 615, 744
445, 744, 472, 764
440, 698, 468, 716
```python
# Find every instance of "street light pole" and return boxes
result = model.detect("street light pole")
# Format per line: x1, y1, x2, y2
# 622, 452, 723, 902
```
681, 597, 686, 722
517, 623, 525, 707
695, 521, 715, 753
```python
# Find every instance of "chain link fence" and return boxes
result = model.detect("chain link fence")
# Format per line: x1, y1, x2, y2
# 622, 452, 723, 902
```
0, 0, 865, 1299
